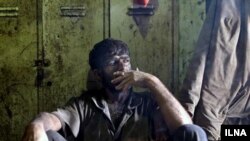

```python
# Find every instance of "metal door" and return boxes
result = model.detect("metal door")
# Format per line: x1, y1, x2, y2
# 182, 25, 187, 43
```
110, 0, 177, 91
0, 0, 38, 140
178, 0, 205, 89
40, 0, 104, 111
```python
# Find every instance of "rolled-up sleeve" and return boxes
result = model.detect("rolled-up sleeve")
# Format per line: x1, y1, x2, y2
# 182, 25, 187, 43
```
52, 98, 81, 137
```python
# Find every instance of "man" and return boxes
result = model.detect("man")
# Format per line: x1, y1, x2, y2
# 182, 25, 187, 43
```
22, 38, 207, 141
178, 0, 250, 140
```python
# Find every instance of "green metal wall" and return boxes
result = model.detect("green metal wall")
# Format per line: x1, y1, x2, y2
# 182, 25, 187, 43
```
0, 0, 205, 140
110, 0, 175, 90
39, 0, 104, 111
178, 0, 205, 89
0, 0, 37, 140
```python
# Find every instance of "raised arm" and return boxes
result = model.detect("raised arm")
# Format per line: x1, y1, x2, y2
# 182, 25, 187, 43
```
112, 70, 193, 133
22, 112, 62, 141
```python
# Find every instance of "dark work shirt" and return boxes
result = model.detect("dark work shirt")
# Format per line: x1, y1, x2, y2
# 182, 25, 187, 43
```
52, 89, 168, 141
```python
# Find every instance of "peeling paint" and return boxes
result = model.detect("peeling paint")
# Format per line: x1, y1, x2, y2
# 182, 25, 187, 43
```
0, 0, 206, 141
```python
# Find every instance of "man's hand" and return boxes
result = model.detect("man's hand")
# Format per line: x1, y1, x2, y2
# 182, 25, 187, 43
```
111, 70, 154, 91
113, 69, 193, 133
22, 112, 62, 141
21, 123, 49, 141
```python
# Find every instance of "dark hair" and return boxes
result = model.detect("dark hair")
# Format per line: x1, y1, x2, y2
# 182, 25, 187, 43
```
89, 38, 130, 70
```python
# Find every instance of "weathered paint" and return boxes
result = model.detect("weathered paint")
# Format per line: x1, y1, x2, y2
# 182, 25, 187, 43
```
110, 0, 174, 91
40, 0, 104, 111
0, 0, 206, 140
178, 0, 205, 91
0, 0, 37, 141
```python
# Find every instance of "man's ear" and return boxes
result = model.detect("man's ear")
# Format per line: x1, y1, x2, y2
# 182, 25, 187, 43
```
92, 69, 102, 81
87, 69, 103, 90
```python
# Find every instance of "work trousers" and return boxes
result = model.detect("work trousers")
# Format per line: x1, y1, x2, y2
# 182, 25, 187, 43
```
46, 124, 207, 141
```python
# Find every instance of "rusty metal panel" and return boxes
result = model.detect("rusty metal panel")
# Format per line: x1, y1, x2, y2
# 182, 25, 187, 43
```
0, 0, 207, 140
110, 0, 174, 90
0, 1, 18, 34
178, 0, 205, 88
40, 0, 104, 111
0, 0, 37, 141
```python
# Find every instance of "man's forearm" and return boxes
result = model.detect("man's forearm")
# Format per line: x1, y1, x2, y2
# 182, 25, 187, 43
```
145, 75, 193, 133
22, 112, 61, 141
111, 69, 192, 132
31, 112, 61, 131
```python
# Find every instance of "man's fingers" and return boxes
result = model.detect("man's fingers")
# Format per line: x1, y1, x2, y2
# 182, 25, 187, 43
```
115, 77, 132, 90
122, 80, 133, 91
113, 71, 125, 76
111, 75, 124, 84
112, 71, 132, 84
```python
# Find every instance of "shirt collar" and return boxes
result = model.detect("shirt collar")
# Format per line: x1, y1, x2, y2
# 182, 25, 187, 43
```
91, 89, 143, 111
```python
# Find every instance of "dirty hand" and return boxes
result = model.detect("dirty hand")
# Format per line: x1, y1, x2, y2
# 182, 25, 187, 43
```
111, 69, 154, 91
21, 123, 49, 141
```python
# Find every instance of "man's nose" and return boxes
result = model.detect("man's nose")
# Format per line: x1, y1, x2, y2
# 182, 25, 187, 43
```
117, 59, 126, 71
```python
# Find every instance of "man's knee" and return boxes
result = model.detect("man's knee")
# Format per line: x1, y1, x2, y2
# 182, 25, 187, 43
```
172, 124, 208, 141
46, 130, 67, 141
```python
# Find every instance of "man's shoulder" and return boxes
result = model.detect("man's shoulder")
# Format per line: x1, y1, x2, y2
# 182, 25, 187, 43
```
65, 89, 104, 104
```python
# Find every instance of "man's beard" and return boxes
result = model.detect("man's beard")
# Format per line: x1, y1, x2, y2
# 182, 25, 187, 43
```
101, 74, 122, 94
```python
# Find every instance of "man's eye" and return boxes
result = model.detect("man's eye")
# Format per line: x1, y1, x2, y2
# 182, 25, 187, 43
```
124, 58, 130, 63
107, 60, 116, 66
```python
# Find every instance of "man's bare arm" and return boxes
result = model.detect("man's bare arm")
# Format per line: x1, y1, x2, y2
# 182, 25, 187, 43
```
143, 74, 193, 133
22, 112, 62, 141
112, 70, 193, 133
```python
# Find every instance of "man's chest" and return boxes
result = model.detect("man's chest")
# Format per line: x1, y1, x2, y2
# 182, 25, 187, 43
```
80, 109, 152, 141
